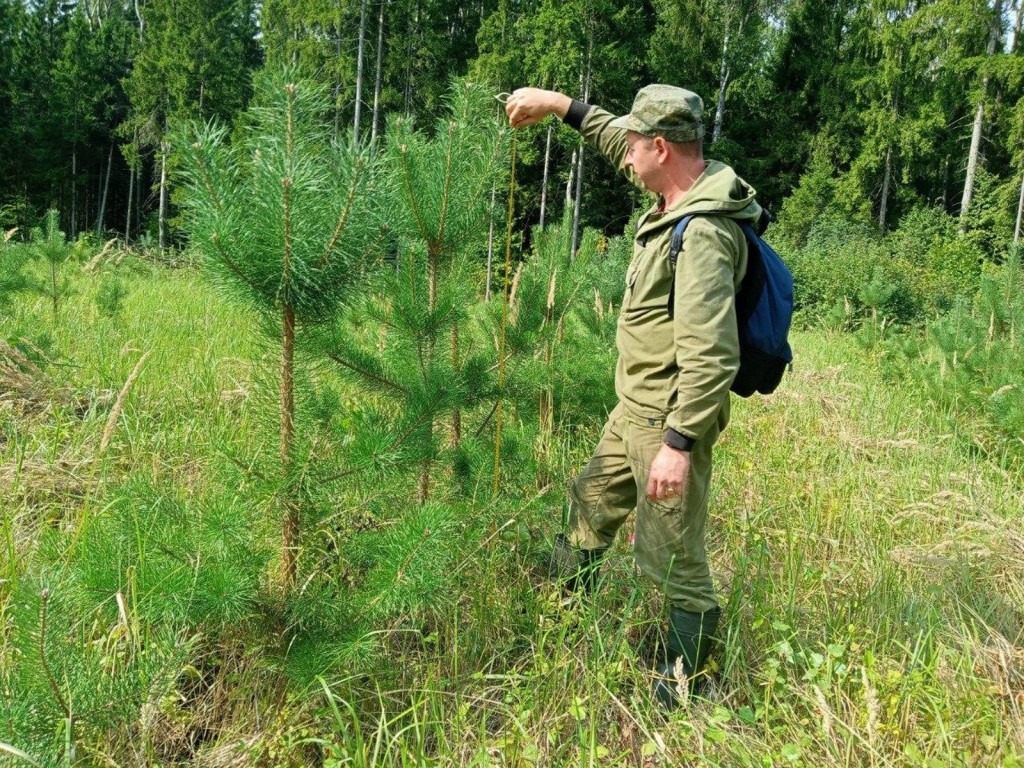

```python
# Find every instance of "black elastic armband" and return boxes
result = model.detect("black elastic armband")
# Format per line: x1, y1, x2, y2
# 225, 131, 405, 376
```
562, 100, 592, 131
664, 428, 696, 452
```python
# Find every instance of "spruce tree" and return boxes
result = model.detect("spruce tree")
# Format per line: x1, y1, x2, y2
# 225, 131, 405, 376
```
176, 71, 385, 588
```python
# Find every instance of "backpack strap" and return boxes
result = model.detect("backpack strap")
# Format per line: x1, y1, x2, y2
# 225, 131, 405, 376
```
666, 214, 766, 322
666, 215, 696, 320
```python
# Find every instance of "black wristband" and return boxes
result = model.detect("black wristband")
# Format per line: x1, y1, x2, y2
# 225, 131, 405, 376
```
562, 100, 591, 131
664, 428, 696, 452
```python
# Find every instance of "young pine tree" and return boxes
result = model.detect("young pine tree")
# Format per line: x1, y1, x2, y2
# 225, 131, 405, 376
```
0, 227, 30, 310
324, 81, 509, 503
176, 71, 385, 589
30, 209, 73, 319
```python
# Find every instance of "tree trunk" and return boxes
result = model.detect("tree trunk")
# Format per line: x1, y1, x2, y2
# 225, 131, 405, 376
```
961, 0, 1003, 224
570, 33, 593, 258
418, 253, 438, 504
371, 0, 386, 147
961, 100, 985, 223
539, 124, 552, 229
941, 154, 950, 212
158, 139, 169, 250
135, 156, 142, 238
566, 149, 576, 205
1012, 0, 1023, 52
280, 304, 298, 587
879, 144, 892, 231
334, 0, 343, 136
354, 0, 368, 142
70, 147, 78, 239
404, 0, 418, 116
537, 271, 556, 487
713, 29, 730, 144
125, 161, 135, 242
451, 325, 461, 448
96, 140, 114, 236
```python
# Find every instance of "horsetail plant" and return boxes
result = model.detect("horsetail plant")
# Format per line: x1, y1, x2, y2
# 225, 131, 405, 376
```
176, 71, 385, 589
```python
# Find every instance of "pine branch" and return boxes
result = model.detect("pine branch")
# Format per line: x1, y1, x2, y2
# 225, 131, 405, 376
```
398, 145, 432, 244
434, 121, 457, 248
321, 157, 368, 267
325, 351, 408, 394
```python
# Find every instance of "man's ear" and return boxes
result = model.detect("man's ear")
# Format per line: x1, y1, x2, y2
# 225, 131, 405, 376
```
653, 136, 670, 161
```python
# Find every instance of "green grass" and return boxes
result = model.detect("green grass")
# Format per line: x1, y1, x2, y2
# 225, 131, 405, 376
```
1, 257, 1022, 767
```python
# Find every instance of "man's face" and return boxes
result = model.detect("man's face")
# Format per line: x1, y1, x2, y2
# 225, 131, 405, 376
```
624, 131, 663, 192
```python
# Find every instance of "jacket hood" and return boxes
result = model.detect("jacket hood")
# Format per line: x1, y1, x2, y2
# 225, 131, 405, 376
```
675, 159, 761, 223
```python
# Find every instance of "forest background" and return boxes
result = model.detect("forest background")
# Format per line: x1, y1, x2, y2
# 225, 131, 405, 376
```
2, 0, 1024, 766
1, 0, 1024, 251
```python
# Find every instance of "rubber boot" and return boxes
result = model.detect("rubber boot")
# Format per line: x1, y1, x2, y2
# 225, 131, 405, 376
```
652, 605, 721, 710
549, 533, 606, 596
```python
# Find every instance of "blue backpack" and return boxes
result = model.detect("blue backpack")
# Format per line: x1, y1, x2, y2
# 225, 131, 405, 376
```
668, 214, 793, 397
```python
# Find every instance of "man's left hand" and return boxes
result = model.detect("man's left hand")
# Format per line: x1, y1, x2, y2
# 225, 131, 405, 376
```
646, 444, 691, 502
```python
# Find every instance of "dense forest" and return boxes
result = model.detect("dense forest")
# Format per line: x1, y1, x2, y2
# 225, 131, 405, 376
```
2, 0, 1023, 252
3, 2, 1024, 766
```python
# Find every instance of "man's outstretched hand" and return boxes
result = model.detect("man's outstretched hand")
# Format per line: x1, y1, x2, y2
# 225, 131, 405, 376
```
504, 88, 572, 129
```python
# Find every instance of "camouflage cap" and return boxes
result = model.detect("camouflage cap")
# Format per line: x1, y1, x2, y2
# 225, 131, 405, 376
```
608, 84, 704, 143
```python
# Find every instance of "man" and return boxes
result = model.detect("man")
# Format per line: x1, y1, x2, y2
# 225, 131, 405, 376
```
505, 84, 763, 709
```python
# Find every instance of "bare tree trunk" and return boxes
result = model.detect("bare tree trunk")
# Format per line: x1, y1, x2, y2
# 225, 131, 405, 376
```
713, 29, 730, 144
1012, 0, 1023, 52
404, 0, 418, 117
70, 147, 77, 239
125, 161, 135, 242
334, 0, 343, 137
1015, 170, 1024, 245
354, 0, 368, 142
539, 124, 552, 229
537, 271, 556, 487
371, 0, 387, 147
961, 99, 985, 224
566, 149, 576, 205
570, 32, 593, 258
879, 144, 892, 231
941, 154, 950, 211
961, 0, 1003, 224
158, 138, 169, 250
135, 155, 142, 237
96, 140, 114, 236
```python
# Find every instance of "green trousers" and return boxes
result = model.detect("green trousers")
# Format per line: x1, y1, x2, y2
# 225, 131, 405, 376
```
567, 402, 723, 614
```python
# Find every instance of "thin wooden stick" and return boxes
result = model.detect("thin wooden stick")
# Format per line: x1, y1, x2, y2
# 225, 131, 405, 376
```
493, 130, 517, 496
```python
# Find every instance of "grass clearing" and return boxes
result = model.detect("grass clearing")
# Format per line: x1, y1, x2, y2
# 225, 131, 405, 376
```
1, 260, 1022, 767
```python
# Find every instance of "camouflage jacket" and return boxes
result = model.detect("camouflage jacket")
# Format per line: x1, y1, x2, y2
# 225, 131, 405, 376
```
571, 104, 763, 445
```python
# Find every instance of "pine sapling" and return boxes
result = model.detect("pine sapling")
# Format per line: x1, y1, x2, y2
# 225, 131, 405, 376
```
30, 210, 73, 320
328, 81, 509, 503
176, 71, 385, 589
